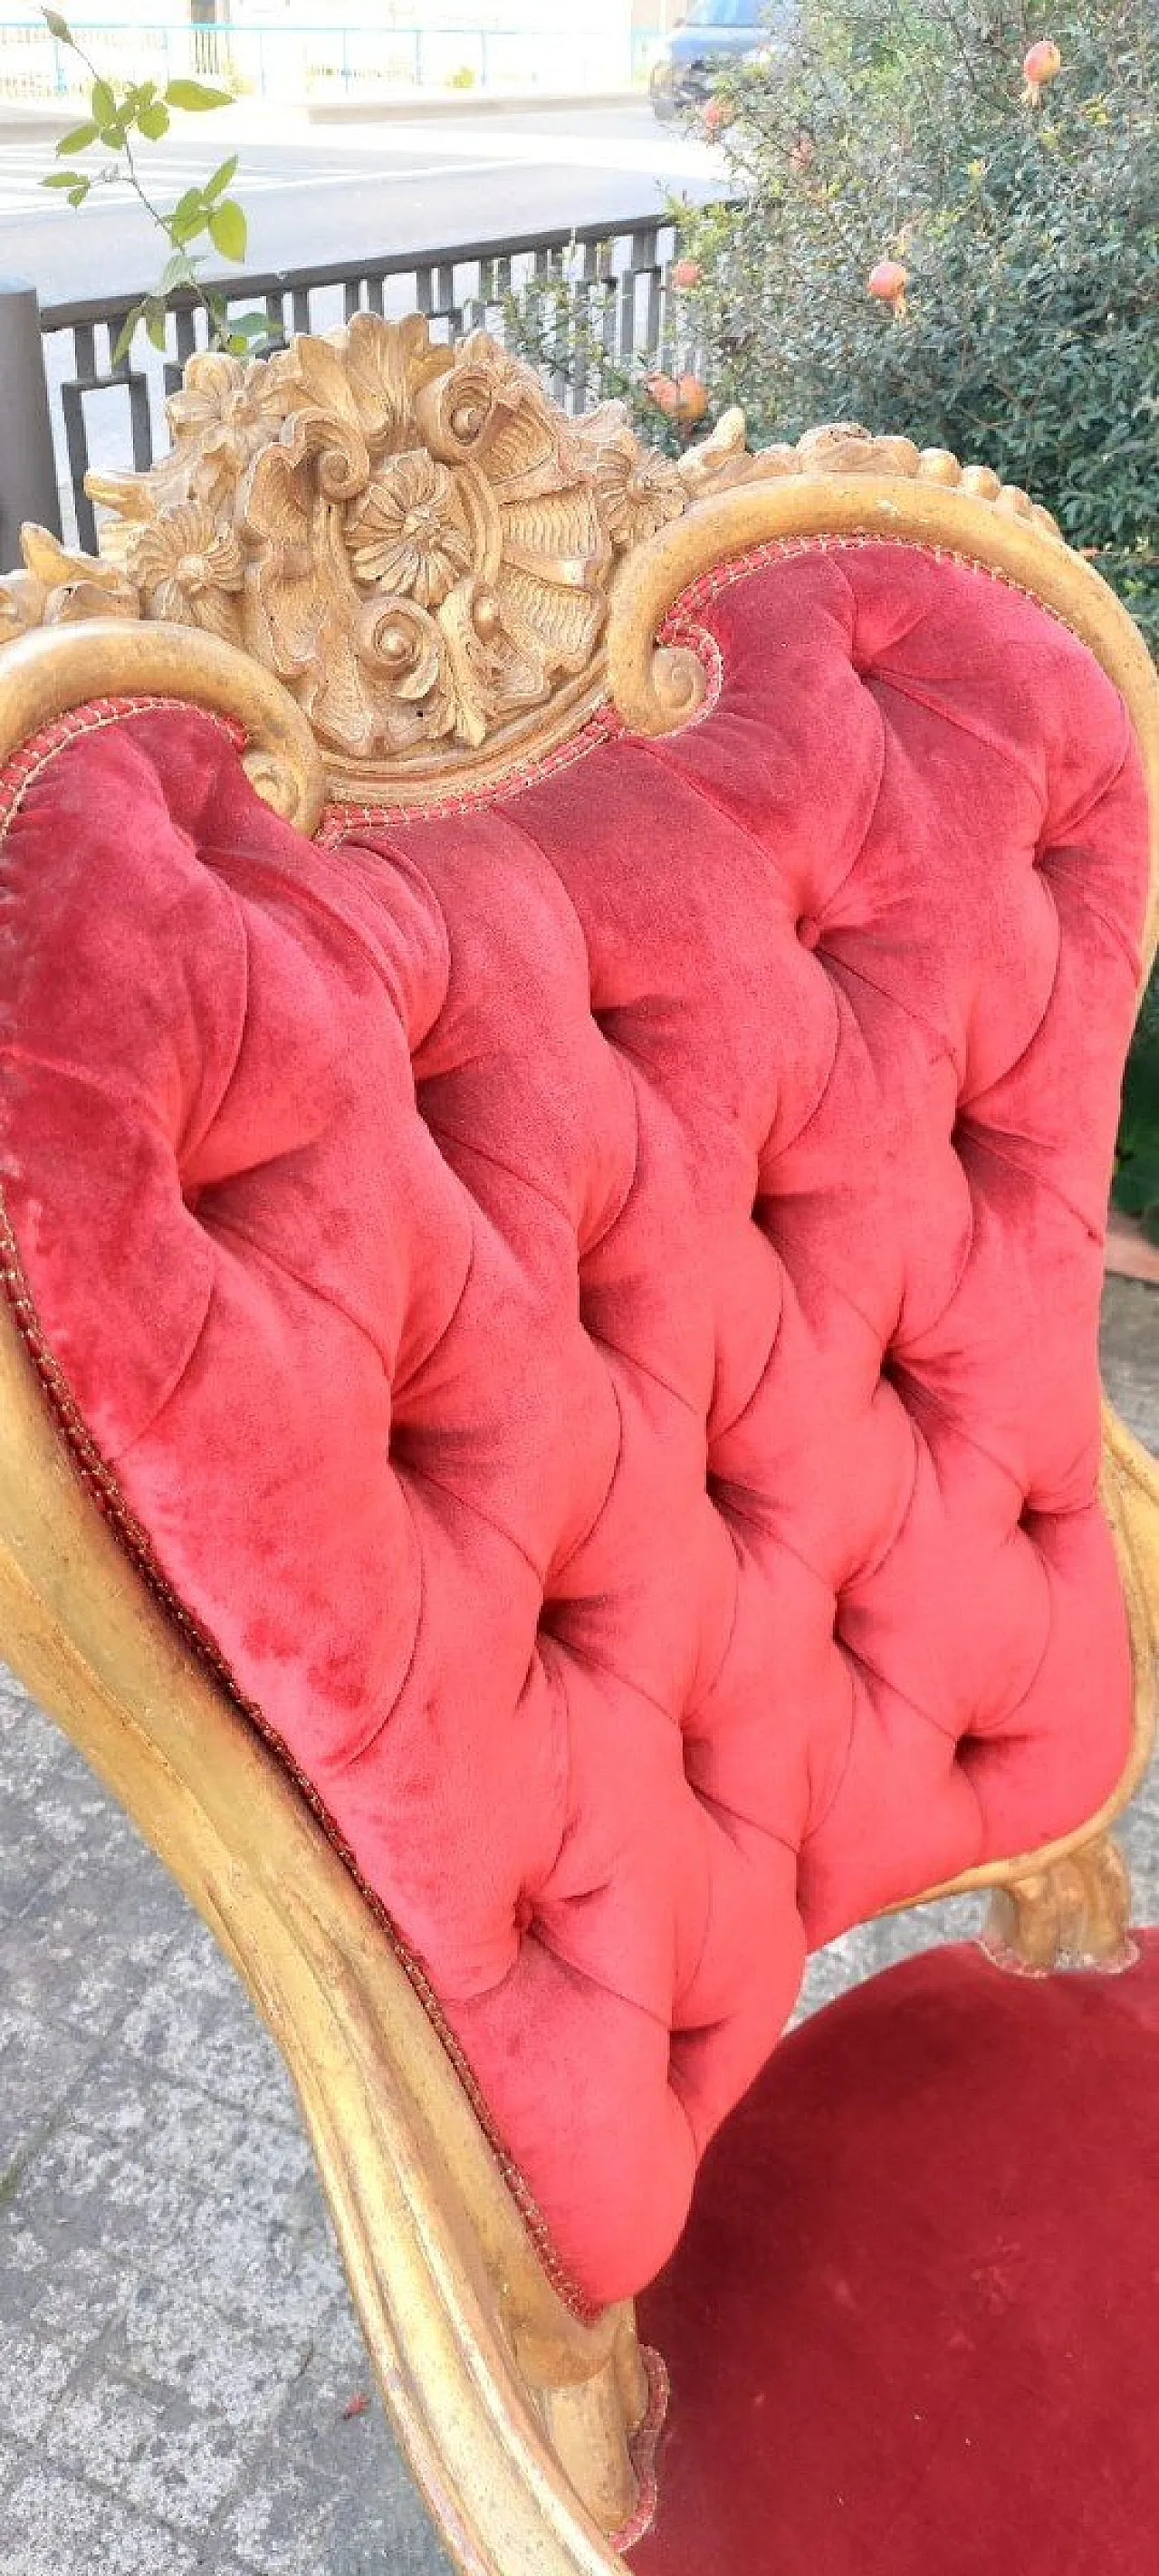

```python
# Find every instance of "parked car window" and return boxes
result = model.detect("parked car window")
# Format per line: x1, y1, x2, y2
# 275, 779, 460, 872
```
685, 0, 765, 25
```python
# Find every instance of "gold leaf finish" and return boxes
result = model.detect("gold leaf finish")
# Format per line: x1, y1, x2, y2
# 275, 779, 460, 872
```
0, 620, 324, 836
0, 312, 1072, 814
980, 1831, 1136, 1975
0, 318, 1157, 2571
2, 318, 629, 804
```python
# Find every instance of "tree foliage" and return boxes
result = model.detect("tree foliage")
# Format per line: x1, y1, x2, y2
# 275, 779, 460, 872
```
669, 0, 1158, 642
670, 0, 1159, 1227
1114, 972, 1159, 1244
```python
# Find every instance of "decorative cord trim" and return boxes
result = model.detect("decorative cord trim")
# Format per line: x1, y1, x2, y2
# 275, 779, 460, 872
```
316, 700, 628, 844
612, 2346, 671, 2554
0, 697, 246, 846
315, 532, 1095, 851
0, 1187, 598, 2324
655, 526, 1089, 637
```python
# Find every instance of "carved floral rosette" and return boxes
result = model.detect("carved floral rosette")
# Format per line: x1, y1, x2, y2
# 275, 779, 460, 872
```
0, 308, 1062, 807
1, 320, 696, 801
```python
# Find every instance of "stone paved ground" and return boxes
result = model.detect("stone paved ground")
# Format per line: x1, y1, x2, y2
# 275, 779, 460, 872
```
0, 1278, 1154, 2575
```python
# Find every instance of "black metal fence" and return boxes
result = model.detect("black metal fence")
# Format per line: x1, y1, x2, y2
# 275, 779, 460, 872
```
10, 212, 696, 558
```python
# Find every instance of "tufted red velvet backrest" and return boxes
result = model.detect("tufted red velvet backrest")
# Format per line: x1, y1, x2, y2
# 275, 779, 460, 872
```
0, 542, 1148, 2308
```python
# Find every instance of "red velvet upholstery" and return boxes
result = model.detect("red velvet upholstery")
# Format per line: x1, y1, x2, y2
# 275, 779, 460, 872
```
634, 1935, 1159, 2576
0, 543, 1148, 2305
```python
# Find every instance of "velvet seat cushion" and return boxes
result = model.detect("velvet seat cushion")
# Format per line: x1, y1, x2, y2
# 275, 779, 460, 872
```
0, 541, 1148, 2307
633, 1934, 1159, 2576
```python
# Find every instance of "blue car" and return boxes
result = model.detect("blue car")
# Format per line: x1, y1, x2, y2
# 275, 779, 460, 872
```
649, 0, 793, 120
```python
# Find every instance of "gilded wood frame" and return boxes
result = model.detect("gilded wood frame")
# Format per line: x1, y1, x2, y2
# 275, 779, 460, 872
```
0, 331, 1157, 2571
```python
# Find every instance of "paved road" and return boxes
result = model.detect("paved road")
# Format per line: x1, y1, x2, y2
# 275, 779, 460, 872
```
3, 99, 723, 549
0, 101, 723, 303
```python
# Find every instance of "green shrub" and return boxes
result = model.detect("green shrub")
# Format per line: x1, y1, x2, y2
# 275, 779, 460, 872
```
1114, 966, 1159, 1245
665, 0, 1157, 644
505, 0, 1157, 1230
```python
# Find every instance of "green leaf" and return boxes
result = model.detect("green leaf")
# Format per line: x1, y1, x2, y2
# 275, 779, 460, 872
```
91, 77, 116, 128
54, 120, 98, 154
229, 309, 270, 341
145, 302, 168, 353
158, 249, 196, 292
66, 184, 88, 207
111, 303, 144, 366
207, 198, 247, 262
204, 154, 238, 200
42, 9, 72, 42
42, 167, 89, 187
168, 204, 210, 247
165, 79, 233, 111
137, 101, 170, 140
172, 185, 206, 222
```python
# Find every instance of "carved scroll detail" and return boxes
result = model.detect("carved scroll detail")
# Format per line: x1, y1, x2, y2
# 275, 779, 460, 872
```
980, 1832, 1138, 1976
685, 412, 1063, 537
0, 313, 1067, 811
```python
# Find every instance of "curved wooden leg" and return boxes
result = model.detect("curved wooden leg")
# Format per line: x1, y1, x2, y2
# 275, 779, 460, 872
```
980, 1832, 1138, 1977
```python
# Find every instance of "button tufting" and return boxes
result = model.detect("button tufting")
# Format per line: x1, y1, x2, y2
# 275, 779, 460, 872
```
7, 528, 1145, 2321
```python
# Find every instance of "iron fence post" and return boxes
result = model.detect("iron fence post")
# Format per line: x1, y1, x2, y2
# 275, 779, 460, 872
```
0, 279, 62, 566
34, 207, 714, 536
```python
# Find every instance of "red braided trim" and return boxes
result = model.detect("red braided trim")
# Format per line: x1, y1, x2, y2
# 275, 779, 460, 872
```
612, 2346, 671, 2553
316, 699, 628, 847
0, 1191, 598, 2325
0, 697, 246, 846
316, 531, 1087, 851
660, 525, 1086, 646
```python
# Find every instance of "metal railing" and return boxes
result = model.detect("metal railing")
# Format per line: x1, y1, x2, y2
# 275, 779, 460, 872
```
0, 18, 637, 101
19, 213, 694, 555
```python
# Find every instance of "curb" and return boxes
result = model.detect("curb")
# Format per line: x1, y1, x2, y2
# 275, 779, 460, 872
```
307, 87, 641, 125
0, 106, 81, 135
0, 86, 642, 142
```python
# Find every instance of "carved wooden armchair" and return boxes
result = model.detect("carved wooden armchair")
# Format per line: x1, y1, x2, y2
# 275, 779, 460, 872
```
1, 322, 1157, 2575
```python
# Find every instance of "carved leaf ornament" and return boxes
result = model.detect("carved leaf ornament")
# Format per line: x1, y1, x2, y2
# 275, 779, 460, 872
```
0, 311, 1062, 806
